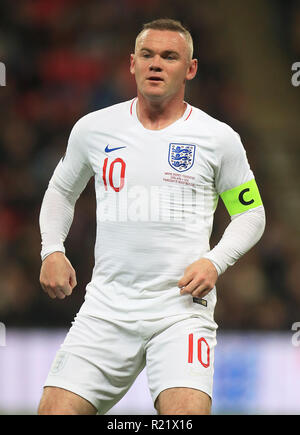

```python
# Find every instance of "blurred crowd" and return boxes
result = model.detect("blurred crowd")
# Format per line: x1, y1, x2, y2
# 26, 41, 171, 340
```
273, 0, 300, 59
0, 0, 299, 330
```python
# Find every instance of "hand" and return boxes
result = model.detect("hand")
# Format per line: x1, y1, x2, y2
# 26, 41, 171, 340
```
39, 252, 77, 300
178, 258, 218, 299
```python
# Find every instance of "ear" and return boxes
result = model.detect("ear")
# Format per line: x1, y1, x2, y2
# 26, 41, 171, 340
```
186, 58, 198, 81
130, 53, 135, 75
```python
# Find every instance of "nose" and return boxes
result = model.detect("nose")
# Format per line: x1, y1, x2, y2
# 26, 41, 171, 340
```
149, 55, 162, 71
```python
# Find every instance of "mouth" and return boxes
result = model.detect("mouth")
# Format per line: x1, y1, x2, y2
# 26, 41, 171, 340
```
147, 76, 164, 82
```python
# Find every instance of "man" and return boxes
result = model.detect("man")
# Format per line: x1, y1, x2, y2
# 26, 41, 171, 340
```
38, 19, 265, 415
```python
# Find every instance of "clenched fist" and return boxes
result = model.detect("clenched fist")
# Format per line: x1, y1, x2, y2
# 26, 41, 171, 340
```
39, 252, 77, 300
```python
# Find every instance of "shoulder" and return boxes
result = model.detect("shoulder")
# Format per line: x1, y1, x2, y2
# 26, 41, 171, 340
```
190, 105, 240, 144
190, 105, 246, 163
70, 100, 132, 137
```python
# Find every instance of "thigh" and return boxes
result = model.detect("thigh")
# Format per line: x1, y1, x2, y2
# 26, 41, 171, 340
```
38, 386, 97, 415
146, 315, 216, 414
43, 313, 146, 414
156, 387, 211, 415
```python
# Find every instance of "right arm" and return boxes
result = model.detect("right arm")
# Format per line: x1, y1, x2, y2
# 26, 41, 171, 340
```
39, 117, 94, 299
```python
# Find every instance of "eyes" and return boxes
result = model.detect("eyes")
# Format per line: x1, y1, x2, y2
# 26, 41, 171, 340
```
140, 51, 178, 61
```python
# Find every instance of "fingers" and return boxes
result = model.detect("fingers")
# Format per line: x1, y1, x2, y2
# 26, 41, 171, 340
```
178, 273, 192, 289
69, 270, 77, 290
44, 287, 57, 300
40, 273, 76, 299
41, 282, 72, 299
178, 259, 218, 299
180, 278, 213, 298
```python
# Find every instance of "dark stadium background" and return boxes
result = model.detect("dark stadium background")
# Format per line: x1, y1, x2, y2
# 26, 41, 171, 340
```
0, 0, 299, 414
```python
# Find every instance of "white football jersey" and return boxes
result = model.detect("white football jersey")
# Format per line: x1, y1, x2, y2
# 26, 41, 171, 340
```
48, 98, 254, 323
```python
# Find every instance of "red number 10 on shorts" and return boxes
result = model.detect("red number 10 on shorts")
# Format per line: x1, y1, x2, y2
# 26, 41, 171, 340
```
188, 333, 210, 368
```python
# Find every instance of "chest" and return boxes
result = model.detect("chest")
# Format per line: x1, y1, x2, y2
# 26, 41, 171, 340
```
89, 129, 215, 193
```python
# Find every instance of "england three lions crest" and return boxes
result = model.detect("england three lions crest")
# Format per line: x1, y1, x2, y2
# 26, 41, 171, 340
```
168, 143, 196, 172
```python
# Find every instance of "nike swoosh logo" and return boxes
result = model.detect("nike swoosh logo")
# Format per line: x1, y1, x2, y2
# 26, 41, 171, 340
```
105, 145, 127, 153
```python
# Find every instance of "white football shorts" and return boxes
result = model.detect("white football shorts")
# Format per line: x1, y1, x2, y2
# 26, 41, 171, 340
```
44, 311, 217, 414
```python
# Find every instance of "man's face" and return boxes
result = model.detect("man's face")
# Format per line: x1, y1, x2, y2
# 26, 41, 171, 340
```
130, 29, 197, 102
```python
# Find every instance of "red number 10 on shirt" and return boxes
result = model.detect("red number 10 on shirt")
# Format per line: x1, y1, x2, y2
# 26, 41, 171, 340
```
102, 157, 126, 192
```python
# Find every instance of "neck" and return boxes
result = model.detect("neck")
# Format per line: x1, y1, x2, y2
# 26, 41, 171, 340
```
136, 92, 187, 130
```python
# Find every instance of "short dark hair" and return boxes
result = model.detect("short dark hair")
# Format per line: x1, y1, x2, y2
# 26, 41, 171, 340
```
141, 18, 190, 34
135, 18, 194, 59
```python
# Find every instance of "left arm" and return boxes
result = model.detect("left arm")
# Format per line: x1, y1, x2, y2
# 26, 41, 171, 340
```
179, 124, 265, 298
178, 205, 265, 298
